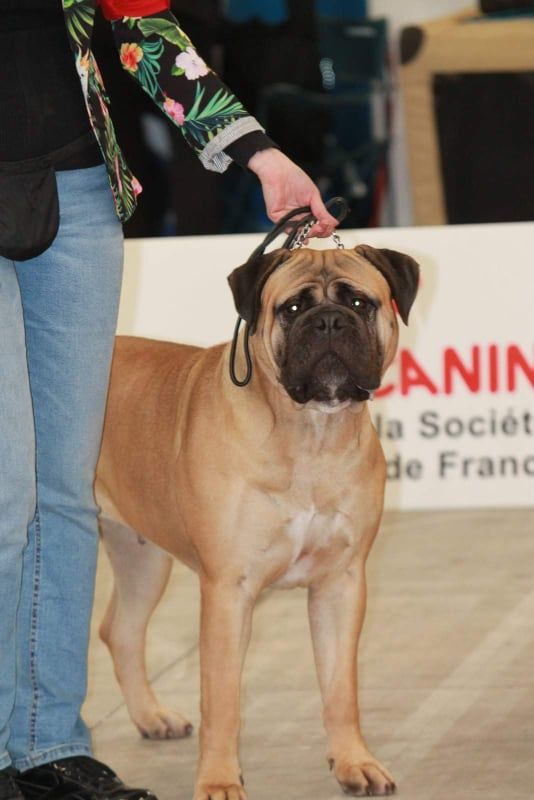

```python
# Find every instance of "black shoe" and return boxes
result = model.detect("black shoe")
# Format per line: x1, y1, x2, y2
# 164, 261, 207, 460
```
16, 757, 157, 800
0, 769, 24, 800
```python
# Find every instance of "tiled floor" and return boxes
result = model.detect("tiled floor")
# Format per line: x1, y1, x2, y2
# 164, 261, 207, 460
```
85, 509, 534, 800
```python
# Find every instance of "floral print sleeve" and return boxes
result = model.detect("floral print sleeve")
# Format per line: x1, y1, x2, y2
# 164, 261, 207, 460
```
111, 11, 265, 172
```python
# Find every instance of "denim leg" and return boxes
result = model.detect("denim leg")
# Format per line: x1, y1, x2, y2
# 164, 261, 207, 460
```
8, 164, 124, 770
0, 260, 37, 770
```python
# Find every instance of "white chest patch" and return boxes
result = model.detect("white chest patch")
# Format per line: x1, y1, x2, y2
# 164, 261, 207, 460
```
272, 507, 351, 589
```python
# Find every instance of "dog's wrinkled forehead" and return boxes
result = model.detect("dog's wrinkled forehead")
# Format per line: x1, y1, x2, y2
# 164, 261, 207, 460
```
264, 249, 391, 301
227, 245, 419, 332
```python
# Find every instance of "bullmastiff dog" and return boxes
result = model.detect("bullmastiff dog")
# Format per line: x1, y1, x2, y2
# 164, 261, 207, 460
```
96, 243, 419, 799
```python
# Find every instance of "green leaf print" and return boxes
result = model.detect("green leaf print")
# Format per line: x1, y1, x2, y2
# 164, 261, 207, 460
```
135, 39, 165, 100
196, 88, 247, 122
88, 64, 136, 220
63, 0, 94, 48
185, 84, 206, 122
184, 85, 247, 146
136, 18, 192, 50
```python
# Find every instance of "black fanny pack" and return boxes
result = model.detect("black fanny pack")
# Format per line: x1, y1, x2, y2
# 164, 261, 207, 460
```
0, 132, 98, 262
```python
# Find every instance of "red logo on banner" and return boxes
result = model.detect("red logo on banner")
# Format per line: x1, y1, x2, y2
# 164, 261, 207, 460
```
376, 344, 534, 397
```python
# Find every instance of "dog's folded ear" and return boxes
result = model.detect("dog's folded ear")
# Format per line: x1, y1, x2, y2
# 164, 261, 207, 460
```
355, 244, 419, 324
228, 249, 293, 333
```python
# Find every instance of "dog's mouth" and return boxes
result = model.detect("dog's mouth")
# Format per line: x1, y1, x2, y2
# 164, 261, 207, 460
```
284, 352, 378, 406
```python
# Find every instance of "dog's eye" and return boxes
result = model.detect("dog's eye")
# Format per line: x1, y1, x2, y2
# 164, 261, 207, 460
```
276, 299, 304, 320
352, 297, 368, 310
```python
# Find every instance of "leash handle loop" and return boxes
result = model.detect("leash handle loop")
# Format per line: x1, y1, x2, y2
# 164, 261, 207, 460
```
229, 317, 252, 387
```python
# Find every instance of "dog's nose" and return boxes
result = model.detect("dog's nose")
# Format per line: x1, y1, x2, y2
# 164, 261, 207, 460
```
313, 309, 347, 334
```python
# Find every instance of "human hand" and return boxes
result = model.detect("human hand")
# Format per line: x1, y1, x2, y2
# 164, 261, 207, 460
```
247, 148, 338, 239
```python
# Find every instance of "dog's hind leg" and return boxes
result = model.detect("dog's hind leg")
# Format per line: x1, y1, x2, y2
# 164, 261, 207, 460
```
99, 516, 193, 740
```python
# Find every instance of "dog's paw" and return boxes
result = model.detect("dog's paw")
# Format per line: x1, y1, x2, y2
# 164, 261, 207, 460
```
330, 755, 396, 797
133, 705, 193, 740
194, 782, 247, 800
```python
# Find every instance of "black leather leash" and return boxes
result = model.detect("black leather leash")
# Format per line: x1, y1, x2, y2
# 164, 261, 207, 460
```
229, 197, 350, 387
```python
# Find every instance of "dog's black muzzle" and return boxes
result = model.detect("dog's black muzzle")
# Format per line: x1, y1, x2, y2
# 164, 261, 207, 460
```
279, 307, 382, 405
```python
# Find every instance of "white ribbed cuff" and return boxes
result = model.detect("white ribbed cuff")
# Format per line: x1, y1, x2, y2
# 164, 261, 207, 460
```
199, 117, 265, 173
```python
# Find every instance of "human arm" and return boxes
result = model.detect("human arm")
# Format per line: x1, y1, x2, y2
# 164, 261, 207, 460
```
100, 1, 271, 171
100, 0, 338, 235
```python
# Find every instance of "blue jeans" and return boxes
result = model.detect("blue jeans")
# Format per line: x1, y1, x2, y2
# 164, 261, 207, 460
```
0, 164, 123, 771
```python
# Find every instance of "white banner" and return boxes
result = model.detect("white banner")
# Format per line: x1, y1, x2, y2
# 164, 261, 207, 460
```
119, 222, 534, 510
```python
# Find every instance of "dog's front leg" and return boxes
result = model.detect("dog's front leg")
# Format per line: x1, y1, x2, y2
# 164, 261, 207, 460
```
308, 564, 396, 797
195, 579, 254, 800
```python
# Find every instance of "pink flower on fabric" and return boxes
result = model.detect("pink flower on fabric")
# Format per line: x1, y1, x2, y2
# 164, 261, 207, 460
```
174, 47, 209, 80
114, 156, 123, 194
132, 176, 143, 197
97, 93, 109, 119
164, 96, 185, 125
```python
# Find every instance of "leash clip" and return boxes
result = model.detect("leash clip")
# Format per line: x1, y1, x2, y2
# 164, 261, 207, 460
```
290, 219, 345, 251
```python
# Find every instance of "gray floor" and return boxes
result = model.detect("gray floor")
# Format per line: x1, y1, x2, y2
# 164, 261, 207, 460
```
85, 509, 534, 800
